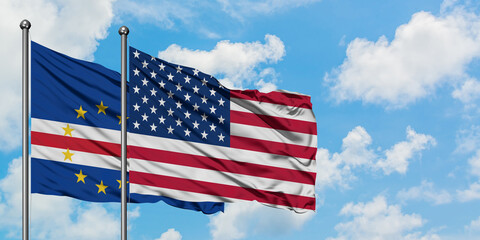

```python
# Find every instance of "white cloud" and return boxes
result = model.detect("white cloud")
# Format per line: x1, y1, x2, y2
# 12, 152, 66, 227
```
0, 158, 120, 239
325, 7, 480, 108
397, 180, 452, 205
465, 216, 480, 232
455, 125, 480, 154
317, 126, 435, 189
217, 0, 321, 21
469, 150, 480, 178
0, 0, 115, 151
155, 228, 182, 240
158, 34, 285, 90
457, 182, 480, 202
452, 78, 480, 105
375, 126, 436, 175
327, 195, 439, 240
209, 201, 314, 240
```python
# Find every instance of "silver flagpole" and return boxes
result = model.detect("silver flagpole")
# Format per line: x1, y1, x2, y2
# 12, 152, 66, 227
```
119, 26, 129, 240
20, 19, 31, 240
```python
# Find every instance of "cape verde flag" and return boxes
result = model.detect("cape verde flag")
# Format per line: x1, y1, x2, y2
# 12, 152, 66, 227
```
30, 41, 223, 214
128, 47, 317, 212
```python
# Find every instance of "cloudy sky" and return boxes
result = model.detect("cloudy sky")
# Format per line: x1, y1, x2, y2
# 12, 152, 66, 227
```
1, 0, 480, 239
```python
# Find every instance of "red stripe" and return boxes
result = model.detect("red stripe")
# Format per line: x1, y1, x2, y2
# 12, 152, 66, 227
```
129, 146, 316, 185
230, 136, 317, 160
230, 90, 312, 109
31, 131, 120, 156
130, 171, 315, 210
230, 110, 317, 135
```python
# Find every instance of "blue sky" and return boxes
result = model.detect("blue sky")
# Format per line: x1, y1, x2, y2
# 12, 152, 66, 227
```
1, 0, 480, 239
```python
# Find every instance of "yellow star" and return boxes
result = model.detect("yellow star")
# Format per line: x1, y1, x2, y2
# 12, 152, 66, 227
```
75, 170, 87, 184
116, 115, 130, 125
75, 105, 87, 119
96, 101, 108, 115
96, 180, 108, 194
63, 148, 74, 162
116, 179, 130, 189
62, 124, 74, 137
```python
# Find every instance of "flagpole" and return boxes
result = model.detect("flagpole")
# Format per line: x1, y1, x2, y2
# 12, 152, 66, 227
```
20, 19, 31, 240
119, 25, 129, 240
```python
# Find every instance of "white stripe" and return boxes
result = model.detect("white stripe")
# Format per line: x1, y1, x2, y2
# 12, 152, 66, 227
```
130, 158, 314, 197
129, 132, 315, 173
131, 183, 311, 213
31, 144, 121, 170
31, 118, 120, 143
231, 123, 317, 148
231, 98, 316, 123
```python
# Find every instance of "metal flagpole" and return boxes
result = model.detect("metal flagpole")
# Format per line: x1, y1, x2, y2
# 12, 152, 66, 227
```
20, 19, 31, 240
119, 25, 129, 240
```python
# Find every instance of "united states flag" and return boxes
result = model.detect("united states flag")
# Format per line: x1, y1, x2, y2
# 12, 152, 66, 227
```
128, 47, 317, 212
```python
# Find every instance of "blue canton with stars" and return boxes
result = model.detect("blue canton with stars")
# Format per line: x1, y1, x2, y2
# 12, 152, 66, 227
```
129, 47, 230, 147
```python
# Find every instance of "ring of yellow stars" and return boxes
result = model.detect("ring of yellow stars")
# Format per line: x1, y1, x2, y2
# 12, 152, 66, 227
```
96, 101, 108, 115
116, 179, 129, 189
62, 124, 74, 137
96, 180, 108, 194
116, 115, 130, 125
63, 148, 74, 162
75, 105, 87, 119
75, 170, 87, 184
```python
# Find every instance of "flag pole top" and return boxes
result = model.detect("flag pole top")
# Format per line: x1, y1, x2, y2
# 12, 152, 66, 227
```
20, 20, 31, 30
118, 26, 129, 36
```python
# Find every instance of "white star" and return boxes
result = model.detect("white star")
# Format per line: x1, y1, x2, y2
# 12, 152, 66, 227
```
141, 113, 149, 121
150, 88, 157, 96
133, 103, 140, 111
218, 133, 225, 142
176, 65, 183, 73
192, 85, 200, 94
142, 95, 149, 104
176, 83, 182, 91
201, 96, 208, 104
218, 115, 225, 124
201, 131, 208, 139
159, 63, 165, 71
151, 56, 156, 61
150, 123, 157, 132
184, 111, 191, 119
201, 78, 208, 86
167, 108, 174, 116
150, 70, 157, 79
150, 106, 157, 114
141, 78, 148, 86
167, 73, 174, 81
133, 50, 140, 58
175, 118, 183, 126
193, 69, 199, 76
192, 103, 200, 111
209, 105, 217, 114
184, 93, 191, 101
175, 101, 182, 109
133, 68, 140, 76
133, 121, 140, 129
219, 83, 224, 89
167, 91, 174, 99
167, 125, 174, 134
159, 80, 166, 88
133, 85, 140, 94
209, 88, 216, 96
158, 98, 166, 106
142, 60, 149, 68
184, 75, 191, 83
159, 116, 166, 124
201, 113, 208, 121
184, 128, 191, 137
209, 123, 217, 132
218, 98, 225, 106
192, 121, 200, 129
